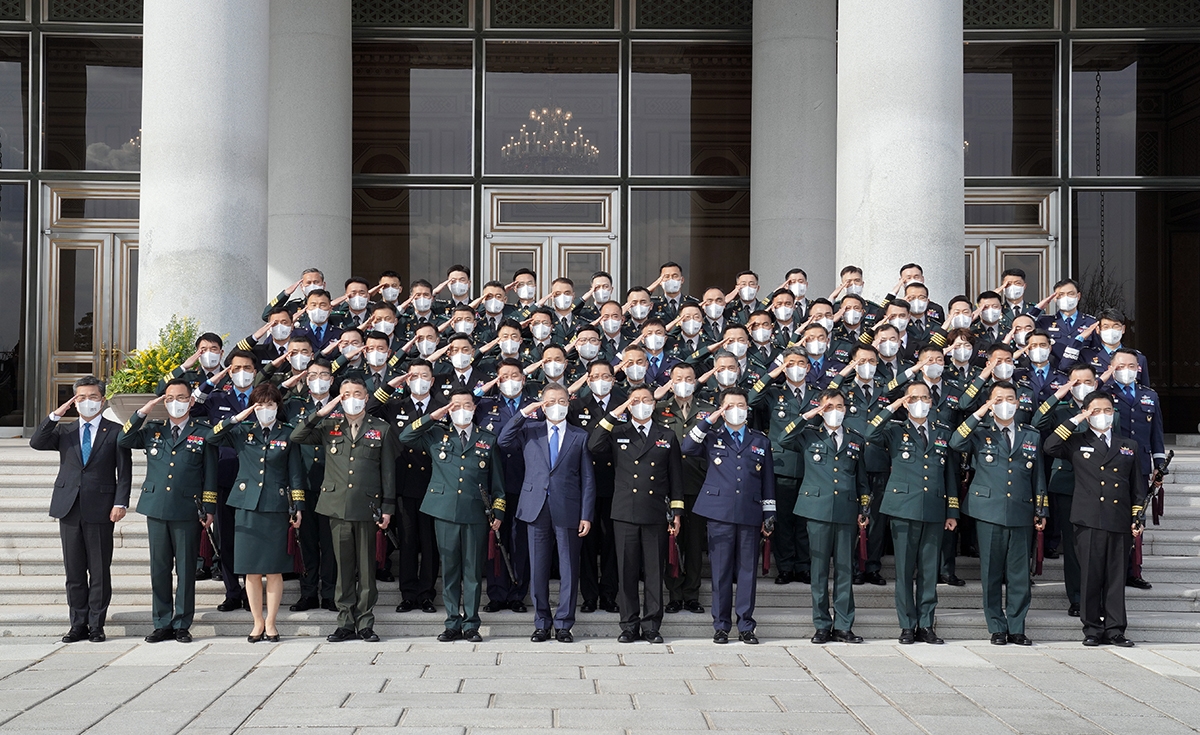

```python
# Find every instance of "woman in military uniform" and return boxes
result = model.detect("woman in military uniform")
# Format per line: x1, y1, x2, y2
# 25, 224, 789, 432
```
207, 383, 305, 642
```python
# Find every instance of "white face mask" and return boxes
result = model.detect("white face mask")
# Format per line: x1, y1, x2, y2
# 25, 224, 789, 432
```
1114, 368, 1138, 386
815, 317, 834, 333
544, 404, 568, 423
230, 371, 255, 389
531, 323, 552, 341
844, 283, 864, 297
789, 281, 807, 299
773, 306, 794, 323
453, 320, 475, 335
1071, 383, 1093, 402
672, 381, 695, 398
992, 362, 1014, 380
907, 400, 930, 419
724, 406, 748, 427
516, 284, 537, 301
577, 342, 599, 360
644, 334, 666, 351
1100, 328, 1122, 345
630, 403, 654, 421
348, 295, 369, 311
981, 307, 1002, 324
663, 278, 682, 294
307, 308, 330, 325
165, 399, 190, 419
630, 303, 650, 320
409, 377, 431, 396
681, 319, 702, 336
877, 340, 899, 358
448, 281, 469, 298
342, 396, 366, 416
1029, 346, 1050, 364
450, 352, 473, 370
340, 344, 360, 359
413, 296, 433, 312
374, 320, 396, 335
381, 286, 401, 302
843, 309, 863, 326
739, 285, 758, 303
416, 339, 437, 357
365, 350, 388, 367
922, 363, 944, 380
624, 364, 647, 382
601, 318, 623, 335
301, 283, 323, 297
1088, 412, 1113, 431
450, 408, 474, 427
823, 409, 845, 428
289, 353, 311, 371
77, 398, 103, 418
593, 286, 612, 304
270, 323, 292, 342
1014, 331, 1029, 346
255, 406, 277, 425
952, 345, 974, 363
499, 379, 524, 398
856, 362, 876, 380
1004, 284, 1025, 301
543, 360, 565, 378
751, 328, 773, 344
908, 299, 928, 314
949, 313, 972, 330
726, 341, 748, 358
589, 379, 613, 397
889, 316, 909, 332
307, 377, 331, 396
499, 338, 521, 356
785, 365, 808, 383
1058, 295, 1079, 312
704, 303, 724, 320
553, 294, 574, 311
805, 339, 828, 357
993, 401, 1017, 421
484, 297, 505, 314
716, 369, 738, 387
199, 351, 222, 370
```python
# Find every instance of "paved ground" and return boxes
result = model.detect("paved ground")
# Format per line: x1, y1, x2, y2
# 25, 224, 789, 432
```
1, 635, 1199, 734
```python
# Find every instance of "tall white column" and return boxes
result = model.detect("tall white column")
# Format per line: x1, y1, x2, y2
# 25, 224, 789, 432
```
750, 0, 838, 293
267, 0, 352, 294
139, 0, 270, 347
836, 1, 964, 305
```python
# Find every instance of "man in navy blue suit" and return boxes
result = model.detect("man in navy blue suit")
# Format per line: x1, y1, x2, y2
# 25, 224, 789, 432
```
497, 383, 597, 642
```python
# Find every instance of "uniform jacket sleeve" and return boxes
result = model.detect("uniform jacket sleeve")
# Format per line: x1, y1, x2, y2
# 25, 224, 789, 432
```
580, 440, 597, 525
117, 412, 148, 449
667, 432, 685, 515
489, 443, 506, 521
1043, 421, 1076, 460
207, 417, 248, 446
396, 412, 439, 448
496, 412, 527, 453
381, 424, 398, 516
287, 438, 307, 512
761, 439, 777, 520
586, 413, 619, 458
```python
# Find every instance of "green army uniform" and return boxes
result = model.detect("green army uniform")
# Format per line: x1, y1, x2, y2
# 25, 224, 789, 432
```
961, 373, 1036, 425
863, 412, 959, 633
655, 395, 715, 607
156, 364, 223, 396
291, 412, 397, 634
949, 414, 1047, 638
398, 415, 505, 634
118, 413, 217, 633
779, 417, 871, 633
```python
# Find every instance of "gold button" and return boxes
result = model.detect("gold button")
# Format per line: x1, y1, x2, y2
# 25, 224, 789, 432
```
169, 462, 175, 467
168, 475, 173, 479
1101, 481, 1105, 486
650, 476, 655, 480
1007, 493, 1011, 497
648, 490, 653, 495
348, 484, 353, 488
166, 487, 171, 492
458, 490, 462, 494
633, 474, 638, 479
633, 489, 638, 493
650, 462, 655, 467
634, 460, 639, 465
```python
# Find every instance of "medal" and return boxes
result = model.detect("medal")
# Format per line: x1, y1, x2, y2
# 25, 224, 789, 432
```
713, 458, 722, 465
480, 461, 486, 468
150, 448, 158, 456
1082, 453, 1091, 459
1026, 461, 1033, 469
778, 410, 786, 418
901, 451, 909, 459
487, 423, 494, 432
438, 452, 446, 460
756, 464, 762, 471
330, 447, 337, 454
812, 454, 821, 462
985, 455, 993, 463
850, 406, 857, 414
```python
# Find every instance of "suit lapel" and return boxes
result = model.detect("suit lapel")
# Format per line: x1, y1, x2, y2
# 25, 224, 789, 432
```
631, 424, 656, 459
1100, 431, 1121, 465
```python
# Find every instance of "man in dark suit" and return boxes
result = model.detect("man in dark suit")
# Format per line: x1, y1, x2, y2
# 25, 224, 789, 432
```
30, 376, 132, 643
588, 386, 685, 644
498, 384, 597, 642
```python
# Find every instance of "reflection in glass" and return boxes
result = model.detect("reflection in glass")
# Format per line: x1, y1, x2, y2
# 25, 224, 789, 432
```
57, 248, 95, 352
630, 189, 749, 297
44, 37, 142, 171
485, 42, 619, 176
498, 200, 603, 225
963, 43, 1055, 177
60, 198, 139, 220
1072, 44, 1200, 177
965, 203, 1041, 225
352, 42, 473, 175
631, 43, 751, 177
0, 184, 26, 425
562, 250, 603, 288
352, 187, 472, 288
0, 37, 28, 170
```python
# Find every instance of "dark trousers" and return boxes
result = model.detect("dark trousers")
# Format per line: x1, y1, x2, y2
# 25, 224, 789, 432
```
864, 472, 889, 573
891, 518, 941, 630
146, 517, 200, 630
975, 520, 1033, 635
665, 494, 703, 603
435, 519, 486, 631
528, 504, 583, 630
215, 484, 242, 600
1076, 525, 1129, 639
613, 519, 667, 635
58, 501, 114, 630
808, 519, 856, 632
297, 509, 336, 603
707, 520, 759, 634
486, 508, 530, 603
329, 518, 379, 632
771, 477, 810, 574
397, 495, 439, 604
580, 495, 618, 604
1050, 493, 1080, 605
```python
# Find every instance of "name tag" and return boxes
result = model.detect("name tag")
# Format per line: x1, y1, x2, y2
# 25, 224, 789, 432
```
1080, 447, 1094, 453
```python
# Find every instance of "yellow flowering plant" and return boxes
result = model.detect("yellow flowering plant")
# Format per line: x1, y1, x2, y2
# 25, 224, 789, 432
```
105, 315, 203, 397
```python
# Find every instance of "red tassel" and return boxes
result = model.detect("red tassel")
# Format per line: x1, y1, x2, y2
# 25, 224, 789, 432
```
199, 527, 214, 567
375, 529, 387, 568
1133, 533, 1143, 572
1033, 529, 1044, 576
489, 528, 501, 576
857, 525, 869, 572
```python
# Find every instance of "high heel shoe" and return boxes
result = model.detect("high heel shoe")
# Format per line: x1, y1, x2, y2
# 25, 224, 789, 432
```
264, 632, 280, 642
247, 631, 265, 643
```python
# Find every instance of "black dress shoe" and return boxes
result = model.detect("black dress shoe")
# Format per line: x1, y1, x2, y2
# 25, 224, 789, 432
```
321, 599, 338, 612
643, 630, 664, 644
62, 626, 88, 643
939, 574, 966, 587
739, 630, 759, 645
375, 568, 395, 583
421, 600, 437, 614
555, 629, 574, 643
963, 547, 980, 558
811, 629, 831, 645
326, 627, 356, 643
832, 629, 863, 644
863, 571, 886, 586
796, 570, 811, 584
88, 628, 106, 643
617, 630, 638, 643
396, 600, 415, 613
264, 633, 280, 643
1068, 603, 1080, 618
1106, 634, 1134, 648
990, 632, 1008, 645
217, 598, 243, 612
531, 628, 550, 643
175, 629, 193, 643
852, 572, 865, 586
774, 571, 793, 585
916, 627, 944, 645
247, 632, 264, 643
602, 600, 620, 614
464, 629, 483, 643
1044, 547, 1061, 559
684, 600, 705, 614
145, 627, 172, 643
290, 597, 318, 612
437, 629, 462, 642
580, 600, 597, 613
1082, 635, 1102, 647
483, 600, 507, 613
664, 600, 683, 614
898, 628, 916, 645
1126, 576, 1152, 590
359, 628, 379, 643
510, 600, 528, 613
195, 567, 213, 581
713, 630, 729, 644
1007, 633, 1032, 646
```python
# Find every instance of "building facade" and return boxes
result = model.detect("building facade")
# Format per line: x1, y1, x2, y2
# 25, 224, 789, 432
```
0, 0, 1198, 433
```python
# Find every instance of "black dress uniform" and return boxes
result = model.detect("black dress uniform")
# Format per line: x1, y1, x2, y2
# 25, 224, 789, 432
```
1045, 420, 1142, 643
1104, 379, 1166, 581
588, 414, 685, 639
655, 395, 716, 610
569, 389, 626, 610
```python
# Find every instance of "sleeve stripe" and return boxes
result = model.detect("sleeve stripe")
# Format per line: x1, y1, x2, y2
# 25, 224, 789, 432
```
670, 500, 685, 509
947, 497, 960, 509
201, 491, 217, 504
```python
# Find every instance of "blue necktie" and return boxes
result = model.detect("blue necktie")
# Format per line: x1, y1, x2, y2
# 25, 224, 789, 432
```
1124, 385, 1134, 402
81, 423, 92, 465
238, 393, 248, 411
732, 429, 742, 447
316, 326, 324, 344
549, 425, 559, 468
651, 356, 660, 375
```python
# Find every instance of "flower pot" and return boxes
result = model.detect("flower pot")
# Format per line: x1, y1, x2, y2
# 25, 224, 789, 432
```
106, 393, 167, 424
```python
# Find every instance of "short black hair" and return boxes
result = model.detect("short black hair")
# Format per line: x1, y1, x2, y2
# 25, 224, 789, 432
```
196, 332, 224, 349
1082, 391, 1112, 410
1053, 277, 1080, 291
411, 278, 433, 291
371, 302, 398, 318
447, 385, 475, 400
407, 358, 433, 371
717, 386, 749, 404
1097, 308, 1126, 324
447, 264, 471, 277
344, 276, 370, 289
817, 387, 844, 403
288, 334, 315, 351
786, 268, 807, 279
513, 267, 537, 280
339, 376, 367, 390
660, 261, 682, 272
266, 304, 292, 319
977, 290, 1002, 303
989, 380, 1017, 399
226, 349, 257, 368
1001, 268, 1026, 281
839, 265, 863, 278
987, 342, 1014, 357
163, 378, 191, 393
304, 288, 333, 302
899, 263, 923, 274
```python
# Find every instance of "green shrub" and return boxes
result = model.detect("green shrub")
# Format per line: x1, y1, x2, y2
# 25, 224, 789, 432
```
105, 315, 204, 397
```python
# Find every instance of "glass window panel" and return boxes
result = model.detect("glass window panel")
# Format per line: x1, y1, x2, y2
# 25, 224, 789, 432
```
59, 197, 138, 219
963, 43, 1056, 177
498, 200, 603, 225
126, 247, 138, 348
630, 43, 752, 177
56, 247, 94, 352
562, 249, 604, 287
44, 36, 142, 171
352, 42, 473, 175
0, 36, 28, 170
965, 203, 1041, 225
0, 184, 25, 425
1072, 43, 1200, 177
352, 187, 472, 289
629, 189, 749, 298
485, 42, 619, 176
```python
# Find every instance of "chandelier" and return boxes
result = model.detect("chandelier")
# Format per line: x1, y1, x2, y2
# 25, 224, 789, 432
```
500, 107, 599, 175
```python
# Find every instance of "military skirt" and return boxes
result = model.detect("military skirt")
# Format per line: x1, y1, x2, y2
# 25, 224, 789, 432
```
233, 508, 293, 575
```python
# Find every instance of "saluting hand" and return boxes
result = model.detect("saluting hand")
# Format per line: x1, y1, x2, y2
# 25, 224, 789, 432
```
429, 403, 453, 421
138, 394, 164, 416
317, 395, 342, 418
181, 348, 202, 370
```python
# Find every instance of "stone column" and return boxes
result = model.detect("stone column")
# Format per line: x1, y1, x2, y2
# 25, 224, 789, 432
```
750, 0, 838, 293
836, 1, 964, 305
267, 0, 353, 294
139, 0, 270, 347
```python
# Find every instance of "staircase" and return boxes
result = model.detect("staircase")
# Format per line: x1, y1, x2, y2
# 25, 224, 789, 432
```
2, 438, 1198, 642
